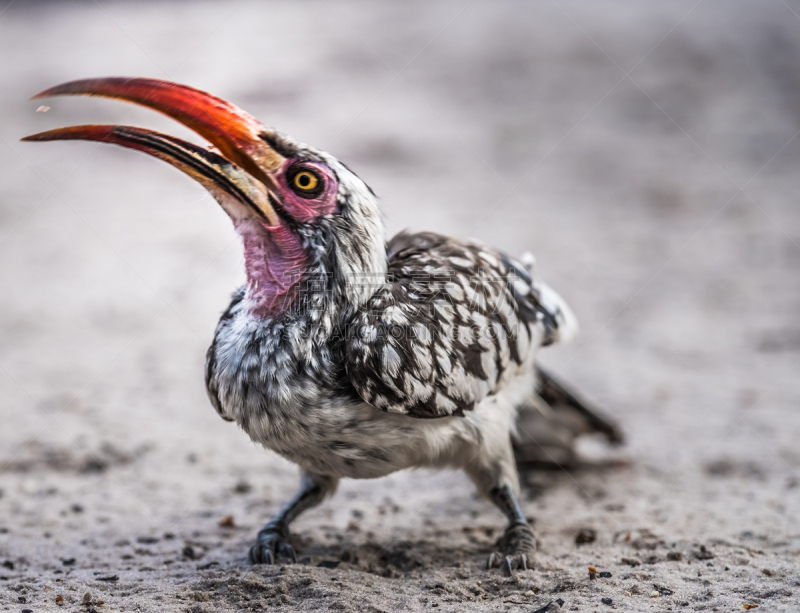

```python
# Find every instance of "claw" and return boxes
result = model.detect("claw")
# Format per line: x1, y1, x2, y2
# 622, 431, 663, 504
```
486, 551, 532, 574
280, 542, 297, 564
249, 542, 272, 564
250, 526, 298, 565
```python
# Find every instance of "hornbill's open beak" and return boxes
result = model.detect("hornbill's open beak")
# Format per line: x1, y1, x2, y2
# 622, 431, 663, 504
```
21, 77, 285, 226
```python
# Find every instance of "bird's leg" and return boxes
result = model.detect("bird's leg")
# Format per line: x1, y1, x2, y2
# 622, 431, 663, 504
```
464, 436, 536, 574
485, 484, 538, 574
249, 470, 338, 565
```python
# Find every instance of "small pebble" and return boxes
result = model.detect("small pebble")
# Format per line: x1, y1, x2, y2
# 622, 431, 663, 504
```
599, 571, 612, 578
531, 600, 565, 613
695, 545, 714, 560
601, 597, 613, 606
576, 528, 597, 545
233, 480, 252, 494
137, 536, 159, 544
55, 594, 64, 605
624, 591, 632, 597
651, 591, 660, 598
218, 515, 236, 528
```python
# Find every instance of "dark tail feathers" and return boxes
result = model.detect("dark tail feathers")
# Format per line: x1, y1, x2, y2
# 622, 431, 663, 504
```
513, 367, 623, 468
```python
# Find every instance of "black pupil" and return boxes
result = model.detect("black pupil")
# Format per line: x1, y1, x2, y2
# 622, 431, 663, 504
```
297, 173, 311, 188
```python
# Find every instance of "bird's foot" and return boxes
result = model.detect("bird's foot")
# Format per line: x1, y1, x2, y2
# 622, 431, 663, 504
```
249, 523, 297, 565
486, 522, 538, 575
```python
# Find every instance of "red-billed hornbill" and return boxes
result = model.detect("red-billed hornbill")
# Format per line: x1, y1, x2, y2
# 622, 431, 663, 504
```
23, 78, 621, 575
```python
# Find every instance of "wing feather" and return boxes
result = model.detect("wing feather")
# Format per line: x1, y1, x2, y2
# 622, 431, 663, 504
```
345, 231, 573, 418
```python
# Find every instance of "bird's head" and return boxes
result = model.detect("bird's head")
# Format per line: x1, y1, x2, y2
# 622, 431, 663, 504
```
23, 78, 386, 321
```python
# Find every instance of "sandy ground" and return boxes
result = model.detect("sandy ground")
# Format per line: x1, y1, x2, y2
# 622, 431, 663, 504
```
2, 1, 800, 611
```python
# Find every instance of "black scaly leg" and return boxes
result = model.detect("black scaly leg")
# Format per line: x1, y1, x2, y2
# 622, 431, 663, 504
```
249, 471, 338, 564
486, 484, 538, 575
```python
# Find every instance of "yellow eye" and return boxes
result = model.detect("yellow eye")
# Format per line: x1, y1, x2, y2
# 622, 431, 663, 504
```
292, 170, 318, 191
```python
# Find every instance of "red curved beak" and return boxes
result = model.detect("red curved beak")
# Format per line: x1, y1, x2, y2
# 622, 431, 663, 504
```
22, 77, 286, 225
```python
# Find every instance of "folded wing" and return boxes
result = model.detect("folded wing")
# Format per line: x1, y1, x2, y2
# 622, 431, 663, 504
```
345, 231, 573, 418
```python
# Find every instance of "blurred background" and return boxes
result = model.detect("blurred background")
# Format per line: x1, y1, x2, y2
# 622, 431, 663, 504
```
1, 1, 799, 610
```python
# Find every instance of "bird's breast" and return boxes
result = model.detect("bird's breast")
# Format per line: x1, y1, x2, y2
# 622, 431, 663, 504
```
208, 321, 482, 479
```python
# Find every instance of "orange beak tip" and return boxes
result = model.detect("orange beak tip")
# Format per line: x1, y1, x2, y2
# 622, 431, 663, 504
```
31, 85, 61, 100
20, 132, 49, 142
30, 80, 93, 100
20, 125, 118, 145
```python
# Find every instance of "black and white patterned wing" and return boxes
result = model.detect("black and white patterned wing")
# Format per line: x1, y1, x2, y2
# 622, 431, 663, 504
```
345, 231, 575, 418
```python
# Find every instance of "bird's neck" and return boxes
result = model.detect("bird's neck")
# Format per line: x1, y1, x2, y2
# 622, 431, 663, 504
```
238, 222, 311, 319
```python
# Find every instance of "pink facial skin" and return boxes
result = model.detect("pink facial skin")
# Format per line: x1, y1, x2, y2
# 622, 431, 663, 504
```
273, 160, 339, 222
236, 159, 339, 319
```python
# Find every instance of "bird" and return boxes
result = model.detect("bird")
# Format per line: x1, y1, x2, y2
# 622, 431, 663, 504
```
23, 77, 621, 575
